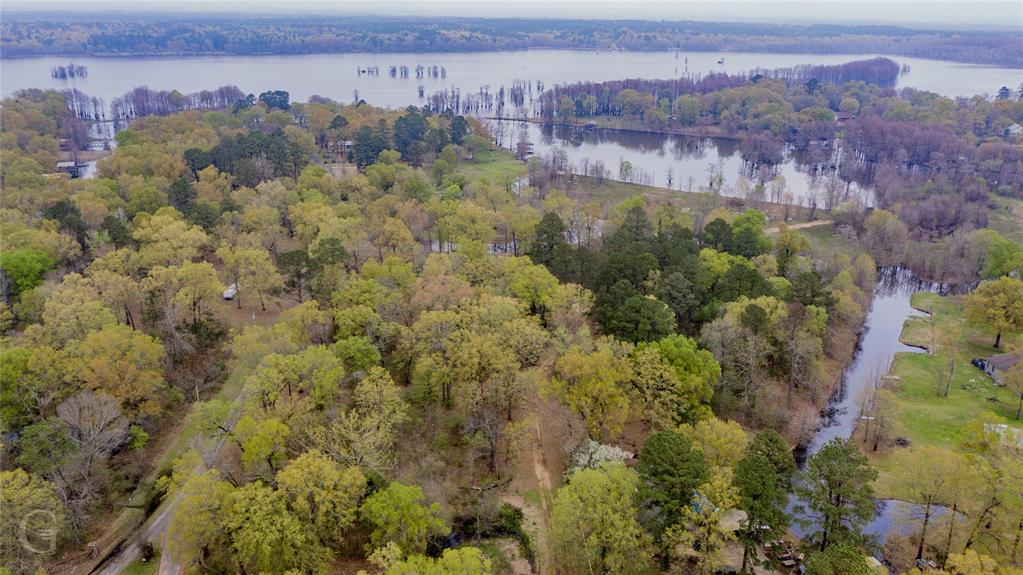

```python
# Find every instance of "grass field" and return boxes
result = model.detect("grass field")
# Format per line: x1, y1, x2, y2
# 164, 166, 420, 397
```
562, 176, 701, 205
988, 194, 1023, 244
123, 554, 159, 575
869, 291, 1022, 498
457, 149, 528, 187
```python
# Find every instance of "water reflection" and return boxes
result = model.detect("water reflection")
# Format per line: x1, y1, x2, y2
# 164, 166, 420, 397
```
790, 267, 971, 552
494, 120, 872, 207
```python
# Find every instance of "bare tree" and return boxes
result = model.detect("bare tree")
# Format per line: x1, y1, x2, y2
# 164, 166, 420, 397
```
54, 391, 129, 532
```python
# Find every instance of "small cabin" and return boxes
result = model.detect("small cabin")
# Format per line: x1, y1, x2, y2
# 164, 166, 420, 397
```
515, 140, 534, 160
223, 283, 239, 300
835, 111, 856, 124
56, 161, 82, 178
1005, 123, 1023, 139
972, 352, 1020, 385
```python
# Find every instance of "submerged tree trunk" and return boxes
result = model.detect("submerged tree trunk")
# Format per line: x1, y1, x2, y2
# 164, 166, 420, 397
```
942, 501, 958, 567
965, 499, 999, 550
917, 498, 933, 561
1012, 517, 1022, 565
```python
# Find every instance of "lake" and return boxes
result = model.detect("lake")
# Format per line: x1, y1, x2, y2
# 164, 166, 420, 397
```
495, 120, 871, 206
3, 50, 1020, 109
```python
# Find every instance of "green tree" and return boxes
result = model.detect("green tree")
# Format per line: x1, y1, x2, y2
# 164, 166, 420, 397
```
609, 295, 675, 343
774, 223, 811, 277
377, 547, 493, 575
529, 212, 568, 269
734, 452, 789, 572
981, 233, 1023, 278
353, 122, 391, 168
896, 447, 970, 562
14, 417, 74, 476
394, 108, 429, 164
552, 343, 632, 440
311, 366, 408, 472
258, 89, 290, 111
804, 543, 873, 575
730, 209, 771, 258
635, 334, 720, 424
789, 270, 837, 308
703, 218, 733, 252
277, 249, 313, 302
658, 270, 700, 332
863, 210, 908, 267
746, 429, 796, 489
668, 468, 739, 575
359, 482, 447, 555
795, 437, 878, 551
551, 463, 654, 575
964, 276, 1023, 348
76, 323, 167, 421
450, 116, 469, 144
0, 469, 68, 575
685, 417, 749, 471
637, 430, 709, 552
0, 248, 52, 298
165, 467, 234, 572
168, 176, 197, 213
223, 481, 328, 574
276, 450, 367, 546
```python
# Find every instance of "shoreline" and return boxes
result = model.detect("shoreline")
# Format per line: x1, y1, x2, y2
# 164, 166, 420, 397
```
2, 47, 1020, 70
487, 116, 745, 141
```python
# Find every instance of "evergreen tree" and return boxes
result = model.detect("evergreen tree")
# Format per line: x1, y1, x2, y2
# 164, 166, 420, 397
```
795, 438, 878, 551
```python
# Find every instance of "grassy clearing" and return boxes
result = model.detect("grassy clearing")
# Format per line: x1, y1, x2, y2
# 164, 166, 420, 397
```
802, 224, 854, 256
562, 176, 703, 206
123, 554, 159, 575
478, 541, 514, 575
869, 291, 1022, 499
457, 149, 528, 186
563, 176, 821, 225
988, 194, 1023, 244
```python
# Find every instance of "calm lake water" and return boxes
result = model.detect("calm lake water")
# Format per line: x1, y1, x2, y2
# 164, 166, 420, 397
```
3, 50, 1020, 108
496, 120, 871, 206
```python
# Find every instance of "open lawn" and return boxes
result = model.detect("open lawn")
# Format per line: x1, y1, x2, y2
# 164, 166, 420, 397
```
123, 554, 159, 575
869, 291, 1022, 499
563, 176, 822, 224
988, 193, 1023, 244
562, 176, 704, 205
457, 149, 528, 187
801, 223, 861, 260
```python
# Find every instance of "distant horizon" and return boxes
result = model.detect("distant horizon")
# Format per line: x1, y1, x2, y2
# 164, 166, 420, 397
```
3, 1, 1021, 32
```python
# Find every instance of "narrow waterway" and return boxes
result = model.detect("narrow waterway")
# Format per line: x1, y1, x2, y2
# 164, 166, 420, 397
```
792, 266, 968, 548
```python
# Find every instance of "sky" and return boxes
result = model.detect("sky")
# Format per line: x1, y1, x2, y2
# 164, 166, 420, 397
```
4, 0, 1022, 31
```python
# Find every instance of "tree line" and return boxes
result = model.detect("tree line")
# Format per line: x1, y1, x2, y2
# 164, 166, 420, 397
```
3, 16, 1021, 66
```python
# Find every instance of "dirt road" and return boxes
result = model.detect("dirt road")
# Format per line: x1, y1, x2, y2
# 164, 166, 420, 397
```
765, 219, 833, 234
